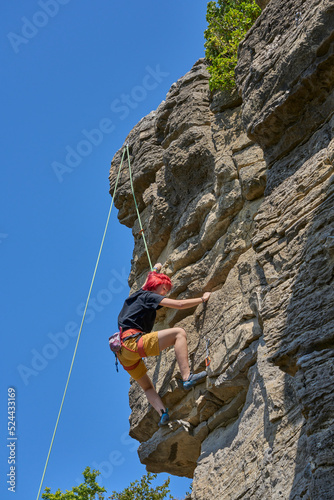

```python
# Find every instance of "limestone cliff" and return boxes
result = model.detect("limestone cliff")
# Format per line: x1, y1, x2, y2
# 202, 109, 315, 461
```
109, 1, 334, 498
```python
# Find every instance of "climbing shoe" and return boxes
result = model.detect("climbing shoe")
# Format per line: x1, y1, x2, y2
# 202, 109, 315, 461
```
183, 371, 207, 390
158, 409, 170, 427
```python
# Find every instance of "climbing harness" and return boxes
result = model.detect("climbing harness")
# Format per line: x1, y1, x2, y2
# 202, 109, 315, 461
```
116, 328, 147, 372
109, 327, 146, 372
36, 144, 152, 499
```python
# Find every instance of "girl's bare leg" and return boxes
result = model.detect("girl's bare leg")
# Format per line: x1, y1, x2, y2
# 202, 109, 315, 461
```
136, 328, 191, 416
158, 327, 190, 381
136, 373, 166, 415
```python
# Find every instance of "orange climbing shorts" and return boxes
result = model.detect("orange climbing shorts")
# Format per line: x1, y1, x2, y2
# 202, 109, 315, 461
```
117, 330, 160, 380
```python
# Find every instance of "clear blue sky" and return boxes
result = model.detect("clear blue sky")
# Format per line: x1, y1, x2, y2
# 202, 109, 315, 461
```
1, 1, 208, 499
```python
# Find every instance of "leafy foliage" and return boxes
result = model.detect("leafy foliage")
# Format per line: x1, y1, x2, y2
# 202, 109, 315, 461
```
109, 472, 173, 500
204, 0, 261, 90
42, 467, 106, 499
42, 469, 174, 500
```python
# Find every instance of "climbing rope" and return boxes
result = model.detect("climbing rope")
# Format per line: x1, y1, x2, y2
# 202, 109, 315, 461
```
125, 143, 153, 271
204, 336, 211, 368
36, 144, 152, 499
200, 302, 211, 369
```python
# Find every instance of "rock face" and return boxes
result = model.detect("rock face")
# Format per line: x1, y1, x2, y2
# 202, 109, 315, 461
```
109, 1, 334, 498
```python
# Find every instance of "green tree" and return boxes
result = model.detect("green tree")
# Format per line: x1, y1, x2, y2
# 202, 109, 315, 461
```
204, 0, 261, 90
42, 467, 106, 500
42, 469, 174, 500
109, 472, 173, 500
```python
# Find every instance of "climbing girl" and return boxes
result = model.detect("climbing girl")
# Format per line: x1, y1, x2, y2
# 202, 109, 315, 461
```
116, 263, 211, 426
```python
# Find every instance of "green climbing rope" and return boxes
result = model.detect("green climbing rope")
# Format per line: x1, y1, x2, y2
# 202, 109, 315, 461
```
36, 144, 153, 499
126, 143, 153, 271
36, 148, 126, 500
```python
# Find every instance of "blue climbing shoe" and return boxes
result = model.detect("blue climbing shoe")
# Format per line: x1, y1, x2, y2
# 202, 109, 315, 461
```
158, 409, 169, 426
183, 371, 207, 390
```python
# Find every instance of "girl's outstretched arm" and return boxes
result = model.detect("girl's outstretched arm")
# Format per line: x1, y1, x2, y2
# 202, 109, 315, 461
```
160, 292, 211, 310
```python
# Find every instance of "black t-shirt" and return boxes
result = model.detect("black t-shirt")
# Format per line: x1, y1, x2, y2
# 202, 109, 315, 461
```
118, 288, 164, 333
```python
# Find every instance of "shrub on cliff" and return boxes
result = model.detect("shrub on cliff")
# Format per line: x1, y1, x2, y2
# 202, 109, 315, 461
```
204, 0, 261, 90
